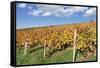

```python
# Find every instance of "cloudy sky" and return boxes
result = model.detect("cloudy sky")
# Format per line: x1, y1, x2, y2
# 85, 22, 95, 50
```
16, 3, 96, 29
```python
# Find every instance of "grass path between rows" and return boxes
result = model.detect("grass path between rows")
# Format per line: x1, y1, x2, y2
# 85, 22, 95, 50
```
16, 47, 96, 65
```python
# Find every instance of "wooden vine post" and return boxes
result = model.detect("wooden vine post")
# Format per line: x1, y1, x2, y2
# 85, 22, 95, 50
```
43, 40, 46, 58
24, 33, 28, 55
73, 28, 77, 62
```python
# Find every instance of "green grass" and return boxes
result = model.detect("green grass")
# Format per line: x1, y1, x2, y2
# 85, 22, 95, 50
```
88, 55, 96, 61
16, 46, 96, 65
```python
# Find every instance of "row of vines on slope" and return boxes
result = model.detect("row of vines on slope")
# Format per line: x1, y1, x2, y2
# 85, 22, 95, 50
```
16, 22, 96, 58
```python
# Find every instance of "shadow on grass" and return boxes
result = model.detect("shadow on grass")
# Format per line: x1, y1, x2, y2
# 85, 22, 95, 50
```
47, 46, 69, 57
29, 46, 43, 54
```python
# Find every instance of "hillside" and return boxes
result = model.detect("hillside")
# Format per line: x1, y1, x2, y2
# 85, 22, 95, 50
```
16, 21, 96, 65
16, 21, 96, 47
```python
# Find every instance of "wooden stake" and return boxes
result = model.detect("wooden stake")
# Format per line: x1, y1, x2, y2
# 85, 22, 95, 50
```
24, 41, 28, 55
43, 41, 46, 58
73, 29, 77, 62
24, 33, 28, 55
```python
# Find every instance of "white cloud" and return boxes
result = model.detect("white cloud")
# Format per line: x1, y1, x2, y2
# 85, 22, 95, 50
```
26, 4, 96, 18
17, 3, 27, 8
42, 12, 52, 16
61, 7, 88, 17
17, 3, 96, 17
28, 4, 88, 17
83, 8, 96, 17
28, 4, 89, 17
72, 7, 88, 12
27, 4, 33, 9
31, 10, 43, 16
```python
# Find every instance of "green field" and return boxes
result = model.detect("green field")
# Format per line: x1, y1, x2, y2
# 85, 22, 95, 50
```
16, 46, 96, 65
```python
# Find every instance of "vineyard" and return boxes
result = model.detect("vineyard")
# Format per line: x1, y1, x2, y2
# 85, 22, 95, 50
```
16, 21, 97, 65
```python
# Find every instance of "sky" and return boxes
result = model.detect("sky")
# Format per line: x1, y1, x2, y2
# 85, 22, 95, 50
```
16, 3, 96, 29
